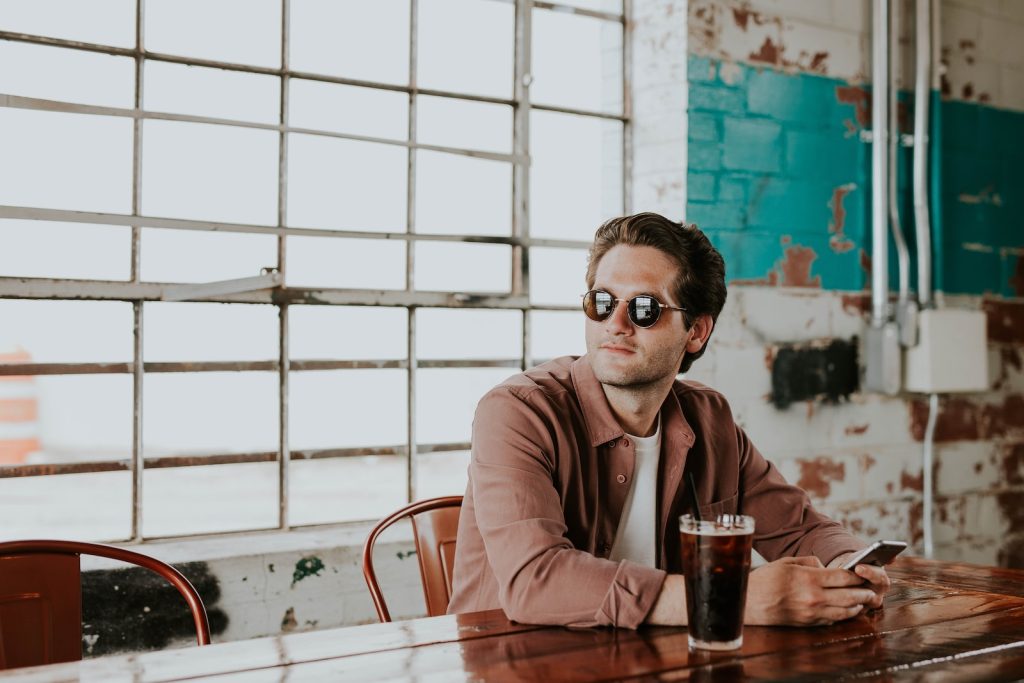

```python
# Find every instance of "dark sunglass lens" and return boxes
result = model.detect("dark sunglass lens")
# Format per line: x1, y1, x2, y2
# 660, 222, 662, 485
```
584, 291, 615, 320
628, 296, 660, 327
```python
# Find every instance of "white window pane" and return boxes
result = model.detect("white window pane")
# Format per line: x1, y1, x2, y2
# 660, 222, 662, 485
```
144, 61, 280, 125
140, 229, 277, 284
530, 310, 586, 361
0, 300, 132, 363
289, 370, 406, 449
417, 309, 521, 360
143, 373, 279, 456
144, 303, 278, 362
145, 0, 281, 68
417, 450, 469, 499
288, 134, 407, 232
532, 10, 623, 114
33, 375, 133, 463
417, 96, 511, 154
290, 457, 406, 525
0, 0, 136, 48
546, 0, 621, 11
290, 0, 409, 85
141, 120, 279, 225
0, 472, 131, 542
287, 237, 406, 290
531, 111, 623, 240
290, 306, 407, 361
530, 247, 588, 306
144, 463, 277, 537
415, 152, 511, 236
0, 109, 132, 214
418, 0, 513, 99
290, 79, 408, 140
417, 368, 510, 444
0, 41, 134, 108
0, 220, 130, 280
415, 242, 511, 292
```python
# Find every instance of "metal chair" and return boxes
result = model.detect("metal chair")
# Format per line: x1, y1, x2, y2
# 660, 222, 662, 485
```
0, 539, 211, 669
362, 496, 463, 622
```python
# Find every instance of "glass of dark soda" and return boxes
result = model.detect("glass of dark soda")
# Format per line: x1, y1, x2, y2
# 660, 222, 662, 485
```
679, 513, 755, 650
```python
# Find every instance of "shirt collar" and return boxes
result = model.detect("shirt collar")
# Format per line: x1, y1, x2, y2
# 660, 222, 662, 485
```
570, 354, 695, 449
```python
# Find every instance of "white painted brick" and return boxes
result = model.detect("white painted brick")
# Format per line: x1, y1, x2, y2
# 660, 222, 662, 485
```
777, 452, 862, 504
830, 0, 871, 36
735, 397, 838, 458
712, 289, 765, 349
634, 113, 687, 147
717, 2, 782, 63
633, 172, 686, 217
828, 293, 870, 339
941, 3, 983, 53
818, 499, 915, 545
1001, 65, 1024, 111
709, 344, 773, 403
634, 83, 688, 119
634, 140, 687, 174
934, 440, 1001, 495
835, 394, 914, 449
998, 0, 1024, 24
780, 18, 864, 81
744, 0, 834, 27
736, 288, 834, 343
858, 444, 923, 501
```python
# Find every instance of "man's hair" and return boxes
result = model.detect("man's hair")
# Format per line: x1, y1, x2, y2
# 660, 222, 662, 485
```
585, 212, 727, 374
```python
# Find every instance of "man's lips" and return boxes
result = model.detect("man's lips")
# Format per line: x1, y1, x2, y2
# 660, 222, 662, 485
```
600, 343, 637, 355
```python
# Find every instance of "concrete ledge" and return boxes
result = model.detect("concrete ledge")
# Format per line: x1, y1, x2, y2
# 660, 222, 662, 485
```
80, 523, 425, 657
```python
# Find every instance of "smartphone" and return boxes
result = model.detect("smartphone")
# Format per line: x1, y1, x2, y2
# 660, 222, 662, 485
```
841, 540, 907, 570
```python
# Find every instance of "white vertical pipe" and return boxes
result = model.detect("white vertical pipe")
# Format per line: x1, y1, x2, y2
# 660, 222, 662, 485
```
872, 0, 891, 326
914, 0, 934, 308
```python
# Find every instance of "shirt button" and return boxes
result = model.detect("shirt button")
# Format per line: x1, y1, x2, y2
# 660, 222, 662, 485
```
616, 474, 627, 484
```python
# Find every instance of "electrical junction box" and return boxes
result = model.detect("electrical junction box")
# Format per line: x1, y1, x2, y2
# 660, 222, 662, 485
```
903, 308, 989, 393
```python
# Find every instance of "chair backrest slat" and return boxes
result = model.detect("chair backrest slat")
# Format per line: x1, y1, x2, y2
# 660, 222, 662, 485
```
0, 539, 211, 670
362, 496, 463, 622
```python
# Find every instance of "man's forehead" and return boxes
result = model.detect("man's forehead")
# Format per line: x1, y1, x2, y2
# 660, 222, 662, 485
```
592, 245, 680, 295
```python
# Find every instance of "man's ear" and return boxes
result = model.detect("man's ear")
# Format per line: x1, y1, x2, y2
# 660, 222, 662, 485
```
685, 315, 714, 353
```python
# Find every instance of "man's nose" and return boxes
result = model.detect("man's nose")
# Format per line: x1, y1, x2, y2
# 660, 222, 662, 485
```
606, 300, 633, 335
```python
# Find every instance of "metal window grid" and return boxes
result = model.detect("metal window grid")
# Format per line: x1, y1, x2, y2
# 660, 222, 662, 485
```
0, 0, 632, 542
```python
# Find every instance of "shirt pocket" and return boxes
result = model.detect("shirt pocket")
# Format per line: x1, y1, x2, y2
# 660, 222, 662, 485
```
699, 493, 739, 520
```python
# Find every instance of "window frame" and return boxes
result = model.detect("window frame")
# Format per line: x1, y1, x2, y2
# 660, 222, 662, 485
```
0, 0, 632, 541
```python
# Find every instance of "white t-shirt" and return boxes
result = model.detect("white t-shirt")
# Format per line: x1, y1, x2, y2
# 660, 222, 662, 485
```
608, 417, 662, 568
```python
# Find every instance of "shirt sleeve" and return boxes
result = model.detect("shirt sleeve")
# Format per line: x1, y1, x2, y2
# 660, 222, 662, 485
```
469, 386, 666, 629
737, 426, 867, 566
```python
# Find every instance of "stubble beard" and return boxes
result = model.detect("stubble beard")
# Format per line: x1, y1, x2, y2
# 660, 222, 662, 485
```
591, 345, 684, 389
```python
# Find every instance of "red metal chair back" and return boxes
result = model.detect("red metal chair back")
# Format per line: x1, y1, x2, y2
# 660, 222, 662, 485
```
0, 539, 211, 670
362, 496, 463, 622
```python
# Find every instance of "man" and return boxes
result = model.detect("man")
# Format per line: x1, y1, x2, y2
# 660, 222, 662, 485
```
447, 213, 890, 629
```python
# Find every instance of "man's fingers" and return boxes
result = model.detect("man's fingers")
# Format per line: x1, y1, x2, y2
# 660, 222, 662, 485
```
855, 564, 891, 587
783, 555, 824, 568
819, 567, 871, 588
825, 588, 879, 608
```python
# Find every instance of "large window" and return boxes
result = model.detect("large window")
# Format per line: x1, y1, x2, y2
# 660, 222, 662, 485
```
0, 0, 629, 541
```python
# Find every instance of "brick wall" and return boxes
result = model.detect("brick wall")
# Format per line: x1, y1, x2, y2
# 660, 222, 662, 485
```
634, 0, 1024, 567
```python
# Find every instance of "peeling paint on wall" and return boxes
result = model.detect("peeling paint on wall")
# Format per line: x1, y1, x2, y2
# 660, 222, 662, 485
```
291, 556, 325, 588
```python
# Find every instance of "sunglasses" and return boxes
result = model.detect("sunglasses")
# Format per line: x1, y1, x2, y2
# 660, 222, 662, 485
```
582, 289, 687, 329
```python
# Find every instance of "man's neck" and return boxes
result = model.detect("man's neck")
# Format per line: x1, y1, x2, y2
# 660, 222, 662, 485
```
601, 376, 675, 437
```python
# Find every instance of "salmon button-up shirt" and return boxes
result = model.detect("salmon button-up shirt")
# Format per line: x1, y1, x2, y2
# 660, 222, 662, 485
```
447, 355, 866, 629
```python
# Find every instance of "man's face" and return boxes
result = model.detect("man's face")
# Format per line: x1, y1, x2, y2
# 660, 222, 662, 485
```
585, 244, 692, 388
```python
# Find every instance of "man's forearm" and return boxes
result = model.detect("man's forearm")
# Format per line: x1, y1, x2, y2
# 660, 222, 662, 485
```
645, 574, 688, 625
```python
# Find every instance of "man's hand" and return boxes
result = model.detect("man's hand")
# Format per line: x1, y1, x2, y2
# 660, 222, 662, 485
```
828, 552, 891, 610
744, 556, 881, 626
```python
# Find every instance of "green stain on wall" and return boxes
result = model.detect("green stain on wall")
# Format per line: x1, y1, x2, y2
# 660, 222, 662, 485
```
687, 54, 1024, 297
291, 556, 325, 587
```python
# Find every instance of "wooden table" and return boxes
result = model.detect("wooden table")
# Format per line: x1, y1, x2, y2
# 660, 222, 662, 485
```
4, 557, 1024, 682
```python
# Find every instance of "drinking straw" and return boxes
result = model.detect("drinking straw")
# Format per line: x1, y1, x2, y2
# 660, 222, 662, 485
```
686, 471, 702, 522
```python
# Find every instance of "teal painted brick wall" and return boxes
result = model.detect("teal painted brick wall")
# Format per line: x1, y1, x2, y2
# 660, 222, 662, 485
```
687, 55, 1024, 297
